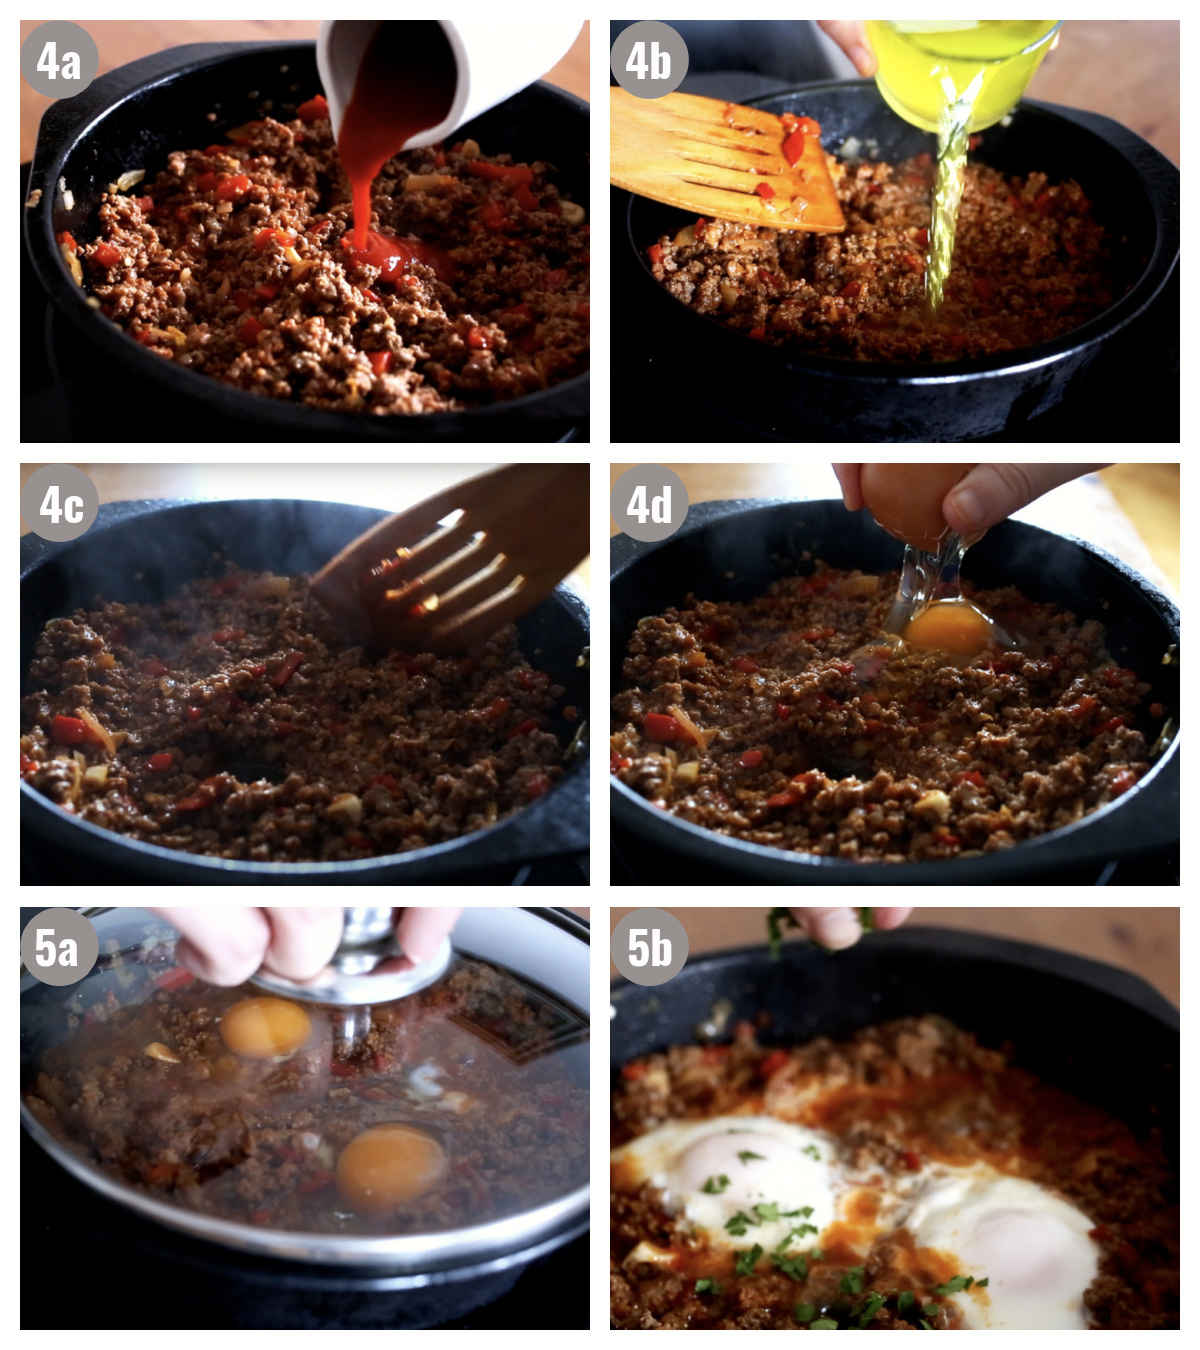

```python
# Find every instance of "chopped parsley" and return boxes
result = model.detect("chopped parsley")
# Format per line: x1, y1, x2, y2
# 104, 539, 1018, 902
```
734, 1244, 764, 1277
810, 1318, 839, 1330
840, 1266, 865, 1295
771, 1251, 809, 1283
855, 1291, 886, 1328
752, 1201, 781, 1222
802, 1143, 822, 1161
738, 1150, 765, 1164
724, 1211, 755, 1236
701, 1174, 730, 1194
976, 1278, 989, 1289
694, 1278, 721, 1295
793, 1303, 817, 1325
897, 1292, 917, 1317
766, 907, 800, 958
933, 1274, 977, 1296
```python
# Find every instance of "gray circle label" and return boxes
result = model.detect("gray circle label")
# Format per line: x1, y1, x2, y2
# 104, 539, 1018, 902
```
21, 465, 100, 541
611, 21, 689, 98
611, 465, 689, 542
612, 909, 689, 986
21, 908, 100, 986
21, 22, 99, 99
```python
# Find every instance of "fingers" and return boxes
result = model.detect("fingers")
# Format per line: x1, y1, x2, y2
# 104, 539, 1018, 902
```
871, 907, 913, 931
154, 907, 272, 987
816, 21, 877, 77
155, 907, 343, 985
789, 907, 863, 950
833, 464, 865, 511
944, 464, 1108, 537
259, 907, 345, 982
788, 905, 914, 950
397, 908, 463, 964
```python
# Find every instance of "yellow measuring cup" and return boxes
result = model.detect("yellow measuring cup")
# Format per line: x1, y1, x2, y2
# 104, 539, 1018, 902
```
864, 21, 1061, 134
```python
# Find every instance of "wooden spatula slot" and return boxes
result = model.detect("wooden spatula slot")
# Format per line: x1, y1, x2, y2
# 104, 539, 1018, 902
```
611, 88, 845, 233
312, 465, 587, 654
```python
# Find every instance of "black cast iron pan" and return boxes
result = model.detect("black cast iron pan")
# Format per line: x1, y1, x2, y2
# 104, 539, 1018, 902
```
610, 498, 1179, 885
22, 499, 589, 883
610, 927, 1179, 1165
24, 42, 589, 443
613, 79, 1178, 441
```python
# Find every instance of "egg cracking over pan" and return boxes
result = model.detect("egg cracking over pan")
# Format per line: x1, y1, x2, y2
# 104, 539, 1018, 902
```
860, 464, 973, 553
219, 996, 312, 1059
614, 1115, 1101, 1329
336, 1123, 448, 1214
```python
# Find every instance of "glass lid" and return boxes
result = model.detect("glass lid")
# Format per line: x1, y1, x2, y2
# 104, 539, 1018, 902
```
20, 907, 589, 1264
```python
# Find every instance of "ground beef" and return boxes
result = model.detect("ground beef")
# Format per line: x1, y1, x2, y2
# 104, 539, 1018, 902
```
611, 565, 1151, 863
612, 1017, 1178, 1329
21, 568, 567, 861
646, 146, 1122, 362
25, 953, 588, 1234
66, 99, 588, 413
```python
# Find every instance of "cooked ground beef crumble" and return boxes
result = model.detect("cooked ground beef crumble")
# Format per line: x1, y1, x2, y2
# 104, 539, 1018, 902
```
646, 148, 1122, 363
612, 1017, 1178, 1329
63, 97, 588, 413
610, 565, 1152, 862
21, 568, 567, 861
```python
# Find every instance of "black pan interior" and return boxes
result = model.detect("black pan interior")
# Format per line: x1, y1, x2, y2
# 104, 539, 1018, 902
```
623, 82, 1172, 376
611, 929, 1179, 1163
611, 499, 1178, 742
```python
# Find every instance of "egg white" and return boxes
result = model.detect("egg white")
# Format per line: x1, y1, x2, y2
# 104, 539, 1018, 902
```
612, 1115, 839, 1253
614, 1113, 1103, 1329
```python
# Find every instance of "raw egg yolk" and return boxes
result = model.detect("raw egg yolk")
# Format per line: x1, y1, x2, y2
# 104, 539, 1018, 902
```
336, 1124, 447, 1214
219, 997, 312, 1060
860, 464, 973, 553
904, 601, 996, 658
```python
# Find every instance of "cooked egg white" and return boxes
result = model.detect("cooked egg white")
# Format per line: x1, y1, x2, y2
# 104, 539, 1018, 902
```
614, 1113, 1102, 1328
612, 1116, 837, 1253
904, 1167, 1100, 1329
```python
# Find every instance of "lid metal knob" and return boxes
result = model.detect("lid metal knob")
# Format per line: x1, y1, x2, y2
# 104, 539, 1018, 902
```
250, 907, 452, 1006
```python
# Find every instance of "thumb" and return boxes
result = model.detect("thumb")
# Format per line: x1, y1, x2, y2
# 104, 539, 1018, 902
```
396, 908, 462, 963
816, 21, 877, 77
944, 464, 1108, 536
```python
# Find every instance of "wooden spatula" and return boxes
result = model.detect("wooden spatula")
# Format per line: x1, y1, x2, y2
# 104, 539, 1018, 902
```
311, 464, 588, 654
610, 88, 845, 232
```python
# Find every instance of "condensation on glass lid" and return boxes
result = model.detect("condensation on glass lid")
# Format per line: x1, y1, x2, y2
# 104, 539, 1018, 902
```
21, 934, 588, 1237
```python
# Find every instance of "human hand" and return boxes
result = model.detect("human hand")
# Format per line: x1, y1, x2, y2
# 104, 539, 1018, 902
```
834, 464, 1109, 536
817, 21, 877, 77
154, 907, 463, 986
790, 906, 912, 951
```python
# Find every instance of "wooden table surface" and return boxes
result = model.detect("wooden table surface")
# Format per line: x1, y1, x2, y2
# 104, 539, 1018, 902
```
611, 906, 1179, 1006
19, 463, 590, 594
1027, 21, 1178, 165
20, 20, 589, 163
